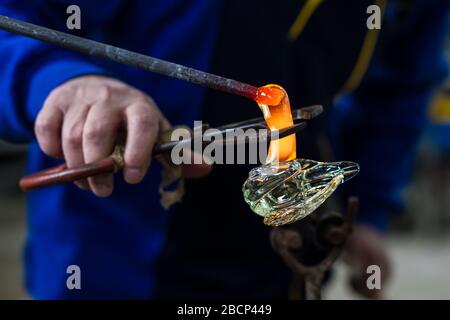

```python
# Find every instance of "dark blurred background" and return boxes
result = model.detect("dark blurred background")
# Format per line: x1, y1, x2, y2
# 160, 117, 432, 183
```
0, 141, 27, 299
0, 26, 449, 302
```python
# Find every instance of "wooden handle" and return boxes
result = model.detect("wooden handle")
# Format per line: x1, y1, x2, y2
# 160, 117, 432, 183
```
19, 127, 188, 192
20, 146, 124, 191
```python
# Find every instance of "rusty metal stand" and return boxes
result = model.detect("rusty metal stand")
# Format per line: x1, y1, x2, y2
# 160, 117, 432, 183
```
271, 197, 359, 300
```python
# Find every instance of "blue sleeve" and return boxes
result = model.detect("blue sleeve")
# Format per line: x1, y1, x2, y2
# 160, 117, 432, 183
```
331, 0, 450, 231
0, 1, 122, 143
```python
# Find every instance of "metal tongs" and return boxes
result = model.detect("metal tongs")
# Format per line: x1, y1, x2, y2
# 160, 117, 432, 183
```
19, 105, 323, 191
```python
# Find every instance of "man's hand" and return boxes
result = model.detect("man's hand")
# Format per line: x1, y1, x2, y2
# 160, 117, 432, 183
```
35, 75, 210, 197
344, 223, 391, 299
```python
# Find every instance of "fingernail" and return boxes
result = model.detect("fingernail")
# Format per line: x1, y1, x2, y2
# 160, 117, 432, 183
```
94, 183, 112, 197
124, 168, 143, 184
75, 180, 90, 190
88, 175, 113, 197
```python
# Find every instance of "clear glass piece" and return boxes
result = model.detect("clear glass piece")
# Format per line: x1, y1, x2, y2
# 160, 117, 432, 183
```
242, 159, 360, 226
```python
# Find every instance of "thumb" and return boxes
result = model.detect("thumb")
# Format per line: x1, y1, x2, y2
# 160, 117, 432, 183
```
156, 149, 213, 179
156, 125, 213, 179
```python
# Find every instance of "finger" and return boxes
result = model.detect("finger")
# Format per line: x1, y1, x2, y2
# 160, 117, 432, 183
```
156, 151, 213, 179
35, 99, 65, 158
159, 114, 171, 133
61, 103, 90, 189
180, 149, 213, 178
123, 102, 159, 184
83, 103, 122, 197
155, 123, 213, 179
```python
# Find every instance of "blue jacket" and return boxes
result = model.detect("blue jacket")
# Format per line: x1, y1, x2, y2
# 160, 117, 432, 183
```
0, 0, 448, 299
0, 0, 222, 299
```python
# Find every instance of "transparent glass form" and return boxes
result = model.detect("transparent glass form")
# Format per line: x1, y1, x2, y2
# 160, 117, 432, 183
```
242, 159, 360, 226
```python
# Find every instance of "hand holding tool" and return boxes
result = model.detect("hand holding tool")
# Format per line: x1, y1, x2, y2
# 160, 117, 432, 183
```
19, 105, 322, 191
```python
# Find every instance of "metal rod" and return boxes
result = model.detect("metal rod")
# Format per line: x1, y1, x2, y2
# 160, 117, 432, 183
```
0, 15, 258, 99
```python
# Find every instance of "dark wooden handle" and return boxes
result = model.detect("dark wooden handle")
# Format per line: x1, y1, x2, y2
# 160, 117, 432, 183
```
19, 127, 186, 191
19, 146, 124, 191
19, 157, 118, 191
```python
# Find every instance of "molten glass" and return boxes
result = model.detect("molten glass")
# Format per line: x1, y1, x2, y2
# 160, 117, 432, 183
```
255, 84, 296, 163
242, 159, 360, 226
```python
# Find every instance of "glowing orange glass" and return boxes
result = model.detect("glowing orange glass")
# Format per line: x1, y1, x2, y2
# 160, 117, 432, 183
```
254, 84, 296, 163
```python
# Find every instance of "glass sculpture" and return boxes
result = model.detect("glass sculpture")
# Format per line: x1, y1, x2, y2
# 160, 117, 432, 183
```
242, 159, 359, 226
242, 84, 360, 225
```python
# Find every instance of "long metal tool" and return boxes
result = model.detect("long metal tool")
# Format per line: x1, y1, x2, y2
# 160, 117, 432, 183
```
0, 15, 258, 99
